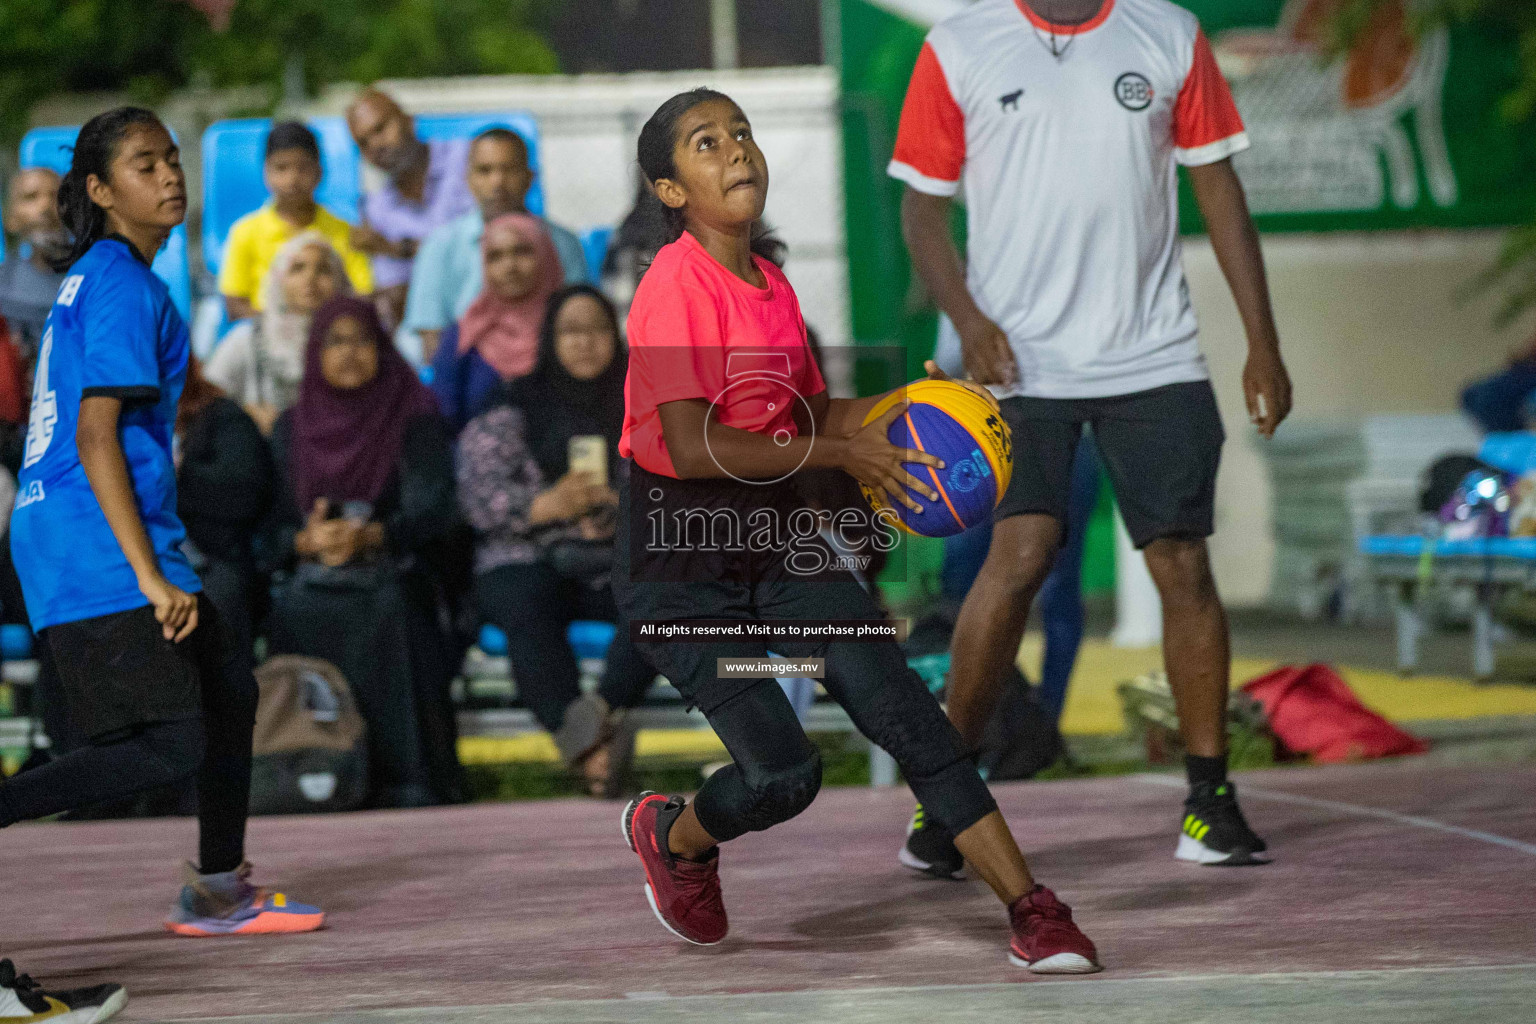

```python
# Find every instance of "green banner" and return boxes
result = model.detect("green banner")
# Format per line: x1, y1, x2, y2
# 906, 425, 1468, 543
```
1178, 0, 1536, 232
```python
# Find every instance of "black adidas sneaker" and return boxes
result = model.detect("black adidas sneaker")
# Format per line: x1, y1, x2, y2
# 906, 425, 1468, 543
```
898, 803, 966, 879
0, 959, 126, 1023
1176, 781, 1270, 866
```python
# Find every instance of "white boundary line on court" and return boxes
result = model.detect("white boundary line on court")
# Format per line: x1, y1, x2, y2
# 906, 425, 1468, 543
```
1135, 773, 1536, 857
180, 963, 1536, 1023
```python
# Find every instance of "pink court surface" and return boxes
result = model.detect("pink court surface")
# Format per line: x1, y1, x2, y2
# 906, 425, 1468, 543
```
4, 759, 1534, 1023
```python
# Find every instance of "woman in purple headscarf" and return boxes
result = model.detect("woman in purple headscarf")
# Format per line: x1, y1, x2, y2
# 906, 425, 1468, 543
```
260, 295, 466, 807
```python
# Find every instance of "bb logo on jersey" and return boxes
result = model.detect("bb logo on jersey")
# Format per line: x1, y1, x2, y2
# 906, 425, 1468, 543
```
1114, 72, 1154, 111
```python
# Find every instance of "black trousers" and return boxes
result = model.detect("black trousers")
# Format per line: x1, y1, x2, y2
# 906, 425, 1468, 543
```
0, 595, 255, 874
476, 561, 655, 734
614, 462, 997, 843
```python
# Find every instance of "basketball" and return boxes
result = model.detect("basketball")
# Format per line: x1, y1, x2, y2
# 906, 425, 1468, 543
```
857, 379, 1012, 538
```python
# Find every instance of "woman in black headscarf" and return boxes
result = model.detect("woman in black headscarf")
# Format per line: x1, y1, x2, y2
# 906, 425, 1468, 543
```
458, 285, 654, 796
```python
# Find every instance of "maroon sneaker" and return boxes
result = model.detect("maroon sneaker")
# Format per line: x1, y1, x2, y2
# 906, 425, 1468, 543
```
622, 791, 728, 945
1007, 885, 1101, 974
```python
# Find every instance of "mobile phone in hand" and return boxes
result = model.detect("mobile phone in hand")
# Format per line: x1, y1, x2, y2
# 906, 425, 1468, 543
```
569, 436, 608, 485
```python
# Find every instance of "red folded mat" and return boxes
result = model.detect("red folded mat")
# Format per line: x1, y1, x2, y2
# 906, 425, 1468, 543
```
1241, 664, 1429, 763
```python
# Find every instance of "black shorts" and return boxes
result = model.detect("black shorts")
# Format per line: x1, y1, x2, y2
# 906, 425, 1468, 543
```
44, 594, 222, 740
995, 380, 1225, 549
615, 462, 888, 715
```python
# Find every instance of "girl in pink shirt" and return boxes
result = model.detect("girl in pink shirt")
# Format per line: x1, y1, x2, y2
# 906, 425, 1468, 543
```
614, 88, 1100, 973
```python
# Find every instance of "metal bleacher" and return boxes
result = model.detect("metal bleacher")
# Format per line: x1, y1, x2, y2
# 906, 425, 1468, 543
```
459, 621, 943, 787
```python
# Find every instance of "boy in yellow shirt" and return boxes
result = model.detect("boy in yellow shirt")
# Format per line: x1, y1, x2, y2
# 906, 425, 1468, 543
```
218, 121, 371, 321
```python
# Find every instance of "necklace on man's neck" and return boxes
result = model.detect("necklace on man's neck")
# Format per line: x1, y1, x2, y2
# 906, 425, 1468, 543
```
1028, 0, 1089, 61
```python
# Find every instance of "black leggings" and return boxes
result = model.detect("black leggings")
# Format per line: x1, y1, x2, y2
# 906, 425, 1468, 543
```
616, 464, 997, 843
477, 561, 655, 734
679, 630, 1000, 843
0, 599, 256, 874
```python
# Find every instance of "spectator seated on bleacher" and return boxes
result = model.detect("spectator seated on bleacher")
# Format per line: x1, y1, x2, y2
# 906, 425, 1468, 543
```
457, 285, 652, 797
404, 127, 588, 364
0, 167, 67, 372
206, 232, 352, 434
217, 122, 371, 325
429, 213, 562, 433
260, 295, 466, 808
347, 88, 475, 331
175, 356, 274, 683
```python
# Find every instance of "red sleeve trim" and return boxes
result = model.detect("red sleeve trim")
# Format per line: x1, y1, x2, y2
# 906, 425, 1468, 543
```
888, 41, 965, 194
1173, 28, 1250, 165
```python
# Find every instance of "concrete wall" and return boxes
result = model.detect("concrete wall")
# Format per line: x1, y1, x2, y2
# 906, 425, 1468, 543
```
1186, 229, 1536, 606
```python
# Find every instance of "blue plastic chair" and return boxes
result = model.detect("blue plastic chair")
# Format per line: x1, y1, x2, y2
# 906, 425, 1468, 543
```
17, 126, 193, 321
579, 226, 613, 282
17, 127, 78, 177
1478, 433, 1536, 476
567, 620, 617, 661
0, 624, 33, 661
477, 623, 507, 656
199, 117, 361, 281
477, 620, 615, 662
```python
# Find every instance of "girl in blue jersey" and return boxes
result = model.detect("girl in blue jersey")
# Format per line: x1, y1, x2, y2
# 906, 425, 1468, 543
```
0, 108, 322, 938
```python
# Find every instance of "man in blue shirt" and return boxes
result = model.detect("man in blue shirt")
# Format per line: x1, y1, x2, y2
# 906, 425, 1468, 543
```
403, 127, 589, 362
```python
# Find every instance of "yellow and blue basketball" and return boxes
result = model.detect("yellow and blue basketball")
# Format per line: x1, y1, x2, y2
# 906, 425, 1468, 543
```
858, 379, 1012, 538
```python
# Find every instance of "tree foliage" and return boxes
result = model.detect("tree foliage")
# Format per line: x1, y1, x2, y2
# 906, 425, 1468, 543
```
0, 0, 561, 148
194, 0, 561, 93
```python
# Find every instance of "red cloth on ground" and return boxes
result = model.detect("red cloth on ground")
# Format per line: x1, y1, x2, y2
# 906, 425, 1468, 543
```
1241, 664, 1428, 763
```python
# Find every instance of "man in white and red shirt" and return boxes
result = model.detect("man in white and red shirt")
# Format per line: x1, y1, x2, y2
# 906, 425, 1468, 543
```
891, 0, 1293, 872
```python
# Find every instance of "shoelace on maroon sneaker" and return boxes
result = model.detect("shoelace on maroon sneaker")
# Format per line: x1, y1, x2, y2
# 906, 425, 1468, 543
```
670, 858, 725, 920
1013, 889, 1075, 937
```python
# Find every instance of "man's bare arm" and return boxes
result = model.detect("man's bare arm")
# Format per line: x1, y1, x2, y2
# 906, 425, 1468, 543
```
1187, 158, 1291, 436
900, 188, 1016, 387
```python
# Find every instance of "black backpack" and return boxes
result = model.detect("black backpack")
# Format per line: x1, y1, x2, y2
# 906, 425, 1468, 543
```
250, 655, 369, 814
905, 612, 1064, 781
1420, 454, 1494, 514
977, 665, 1065, 782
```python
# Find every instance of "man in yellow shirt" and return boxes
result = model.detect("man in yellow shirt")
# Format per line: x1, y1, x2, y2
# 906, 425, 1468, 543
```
218, 121, 372, 321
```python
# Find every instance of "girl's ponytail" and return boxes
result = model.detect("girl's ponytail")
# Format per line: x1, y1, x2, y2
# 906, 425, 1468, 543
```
49, 106, 164, 272
51, 167, 104, 272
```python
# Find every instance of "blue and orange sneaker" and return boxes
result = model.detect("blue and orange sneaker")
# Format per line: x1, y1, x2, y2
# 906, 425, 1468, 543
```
164, 861, 325, 937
